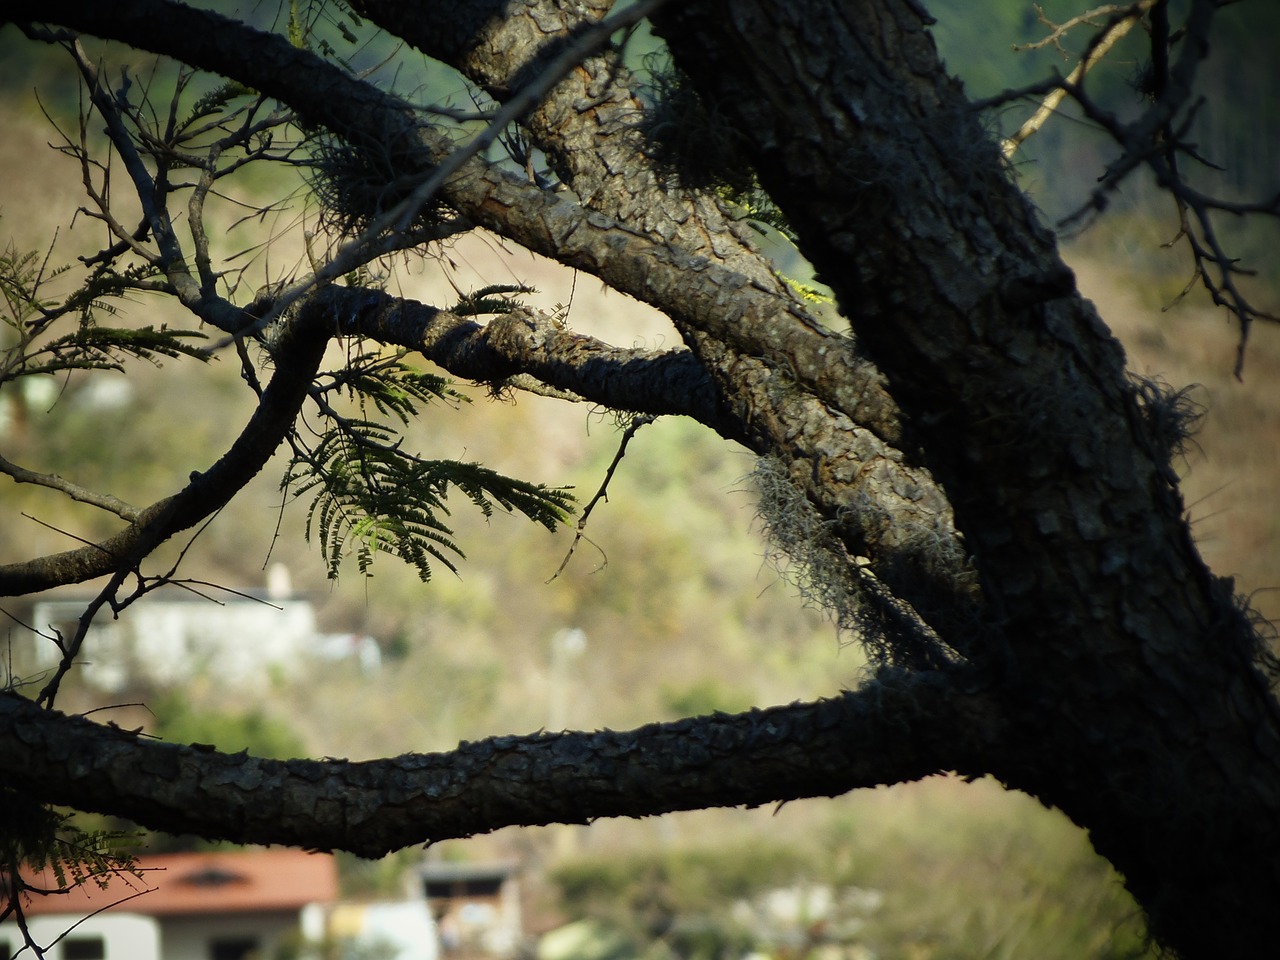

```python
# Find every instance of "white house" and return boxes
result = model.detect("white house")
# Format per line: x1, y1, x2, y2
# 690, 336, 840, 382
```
18, 567, 376, 694
420, 861, 522, 957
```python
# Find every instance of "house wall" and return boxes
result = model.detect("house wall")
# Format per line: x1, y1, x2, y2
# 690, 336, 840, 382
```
26, 595, 318, 692
323, 901, 440, 960
0, 912, 161, 960
159, 910, 302, 960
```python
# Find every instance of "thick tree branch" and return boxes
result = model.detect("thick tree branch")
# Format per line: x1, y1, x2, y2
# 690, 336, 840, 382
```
315, 285, 733, 430
24, 0, 984, 647
0, 672, 1002, 857
651, 2, 1280, 952
25, 0, 906, 448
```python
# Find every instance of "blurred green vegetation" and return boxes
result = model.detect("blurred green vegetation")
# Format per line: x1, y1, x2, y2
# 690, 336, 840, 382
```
147, 691, 307, 759
928, 0, 1280, 233
553, 779, 1154, 960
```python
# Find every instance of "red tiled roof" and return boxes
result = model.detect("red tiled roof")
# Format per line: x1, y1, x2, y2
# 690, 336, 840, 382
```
18, 849, 338, 917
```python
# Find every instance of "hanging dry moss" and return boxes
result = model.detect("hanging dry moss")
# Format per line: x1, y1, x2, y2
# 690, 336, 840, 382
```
749, 456, 956, 670
307, 128, 454, 240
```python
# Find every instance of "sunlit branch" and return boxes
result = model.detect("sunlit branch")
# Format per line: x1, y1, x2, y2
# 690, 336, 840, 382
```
0, 454, 140, 523
309, 284, 733, 430
1003, 1, 1158, 159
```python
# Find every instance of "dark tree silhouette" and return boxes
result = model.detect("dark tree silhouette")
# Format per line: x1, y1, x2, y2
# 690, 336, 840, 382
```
1, 2, 1277, 956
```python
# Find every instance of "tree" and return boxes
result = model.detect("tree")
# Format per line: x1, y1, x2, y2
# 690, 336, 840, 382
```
0, 1, 1277, 956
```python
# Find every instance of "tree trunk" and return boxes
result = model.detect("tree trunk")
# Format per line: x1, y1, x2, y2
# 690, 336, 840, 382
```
651, 2, 1280, 954
2, 1, 1278, 955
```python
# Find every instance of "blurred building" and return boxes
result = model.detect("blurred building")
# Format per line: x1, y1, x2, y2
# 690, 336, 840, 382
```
17, 566, 378, 694
421, 861, 522, 958
0, 849, 338, 960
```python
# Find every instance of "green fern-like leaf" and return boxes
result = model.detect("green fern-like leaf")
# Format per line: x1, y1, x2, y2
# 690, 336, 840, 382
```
1, 787, 143, 904
335, 350, 465, 425
2, 239, 206, 388
19, 325, 209, 379
185, 81, 254, 128
289, 349, 572, 581
284, 419, 573, 582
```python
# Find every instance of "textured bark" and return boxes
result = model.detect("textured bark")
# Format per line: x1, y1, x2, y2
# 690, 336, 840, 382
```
3, 1, 1278, 956
650, 2, 1280, 955
351, 0, 980, 643
318, 285, 735, 428
22, 0, 982, 640
0, 678, 1002, 858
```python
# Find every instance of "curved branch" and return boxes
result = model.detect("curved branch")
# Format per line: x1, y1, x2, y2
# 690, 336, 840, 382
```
0, 672, 1003, 857
0, 310, 331, 597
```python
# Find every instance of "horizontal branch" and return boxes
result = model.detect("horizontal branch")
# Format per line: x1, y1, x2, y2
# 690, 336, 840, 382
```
0, 454, 140, 522
0, 671, 1002, 857
316, 285, 736, 431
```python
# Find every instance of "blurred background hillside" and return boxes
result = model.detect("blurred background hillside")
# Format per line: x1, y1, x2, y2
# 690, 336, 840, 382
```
1, 2, 1277, 957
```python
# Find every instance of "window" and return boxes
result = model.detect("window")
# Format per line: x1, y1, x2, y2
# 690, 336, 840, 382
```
63, 937, 106, 960
424, 875, 503, 898
210, 936, 260, 960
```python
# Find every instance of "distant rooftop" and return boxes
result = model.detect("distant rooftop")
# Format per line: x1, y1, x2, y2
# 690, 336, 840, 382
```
18, 849, 338, 917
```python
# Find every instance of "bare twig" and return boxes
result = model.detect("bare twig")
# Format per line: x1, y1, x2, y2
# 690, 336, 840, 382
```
1013, 2, 1146, 55
983, 0, 1276, 371
546, 414, 656, 582
0, 454, 140, 522
1003, 1, 1159, 159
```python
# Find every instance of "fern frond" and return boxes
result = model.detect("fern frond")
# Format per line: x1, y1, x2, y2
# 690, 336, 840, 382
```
284, 417, 573, 581
185, 81, 254, 128
18, 325, 210, 379
1, 787, 142, 903
334, 350, 465, 425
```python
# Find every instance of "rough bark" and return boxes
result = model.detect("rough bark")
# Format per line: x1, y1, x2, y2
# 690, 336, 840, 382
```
2, 1, 1278, 956
0, 676, 1002, 858
650, 1, 1280, 954
21, 0, 982, 644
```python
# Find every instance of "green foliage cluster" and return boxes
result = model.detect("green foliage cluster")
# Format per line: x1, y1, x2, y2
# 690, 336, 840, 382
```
1, 238, 207, 388
284, 347, 573, 581
148, 691, 306, 759
0, 783, 142, 920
